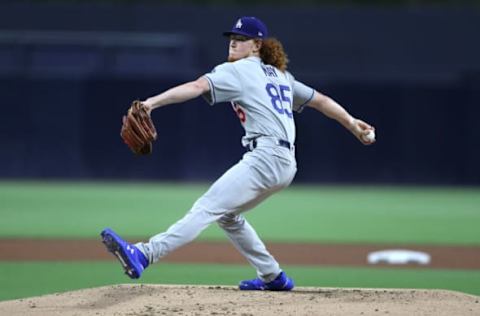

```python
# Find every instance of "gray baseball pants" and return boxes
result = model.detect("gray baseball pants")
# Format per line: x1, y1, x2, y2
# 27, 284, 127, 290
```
136, 142, 296, 282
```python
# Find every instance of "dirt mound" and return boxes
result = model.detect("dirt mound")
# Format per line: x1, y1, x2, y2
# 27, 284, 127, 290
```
0, 284, 478, 316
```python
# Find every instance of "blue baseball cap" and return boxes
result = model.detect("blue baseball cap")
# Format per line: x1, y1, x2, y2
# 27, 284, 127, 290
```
223, 17, 268, 39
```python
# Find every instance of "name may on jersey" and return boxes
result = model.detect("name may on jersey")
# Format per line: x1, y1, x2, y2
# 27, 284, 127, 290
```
233, 64, 293, 123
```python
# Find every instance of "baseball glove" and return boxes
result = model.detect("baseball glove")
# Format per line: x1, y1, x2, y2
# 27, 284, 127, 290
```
120, 100, 157, 155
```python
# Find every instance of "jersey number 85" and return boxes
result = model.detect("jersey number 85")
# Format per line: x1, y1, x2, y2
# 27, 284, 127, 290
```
265, 83, 293, 119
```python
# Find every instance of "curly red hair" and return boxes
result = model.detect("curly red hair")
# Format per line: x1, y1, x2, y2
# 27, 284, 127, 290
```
258, 38, 289, 72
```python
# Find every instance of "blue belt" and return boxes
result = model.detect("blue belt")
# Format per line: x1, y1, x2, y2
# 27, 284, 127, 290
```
246, 138, 292, 151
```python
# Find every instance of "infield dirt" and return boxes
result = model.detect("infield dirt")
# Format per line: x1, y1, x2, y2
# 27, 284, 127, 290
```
2, 239, 480, 315
1, 239, 480, 269
0, 284, 479, 316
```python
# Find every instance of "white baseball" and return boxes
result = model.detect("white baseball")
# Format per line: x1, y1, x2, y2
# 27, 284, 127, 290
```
362, 130, 375, 142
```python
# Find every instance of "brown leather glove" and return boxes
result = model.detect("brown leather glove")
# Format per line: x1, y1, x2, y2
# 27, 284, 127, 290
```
120, 100, 157, 155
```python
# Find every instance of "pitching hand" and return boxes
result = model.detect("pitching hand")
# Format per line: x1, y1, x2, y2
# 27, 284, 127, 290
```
349, 118, 376, 145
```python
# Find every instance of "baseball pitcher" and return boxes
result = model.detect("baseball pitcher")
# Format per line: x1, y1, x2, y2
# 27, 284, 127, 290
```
102, 16, 375, 291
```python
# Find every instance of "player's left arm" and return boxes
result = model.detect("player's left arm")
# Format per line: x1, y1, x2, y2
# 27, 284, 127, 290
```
307, 91, 375, 145
142, 76, 210, 112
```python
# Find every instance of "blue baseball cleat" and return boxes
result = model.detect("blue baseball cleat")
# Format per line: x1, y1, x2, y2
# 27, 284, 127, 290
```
100, 228, 149, 279
239, 271, 294, 291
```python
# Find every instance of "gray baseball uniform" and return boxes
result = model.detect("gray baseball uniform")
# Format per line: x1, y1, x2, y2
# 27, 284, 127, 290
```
136, 56, 314, 282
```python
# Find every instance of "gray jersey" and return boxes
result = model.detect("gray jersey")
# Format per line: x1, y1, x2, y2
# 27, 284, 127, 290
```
203, 56, 314, 147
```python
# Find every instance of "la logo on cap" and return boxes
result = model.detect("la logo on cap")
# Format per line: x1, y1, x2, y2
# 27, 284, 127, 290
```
235, 19, 242, 29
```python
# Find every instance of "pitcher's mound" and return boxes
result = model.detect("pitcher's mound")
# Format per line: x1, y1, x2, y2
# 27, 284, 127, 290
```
0, 284, 478, 316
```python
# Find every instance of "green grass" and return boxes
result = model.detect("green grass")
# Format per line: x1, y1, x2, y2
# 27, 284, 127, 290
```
0, 262, 479, 302
0, 181, 479, 302
0, 181, 479, 245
